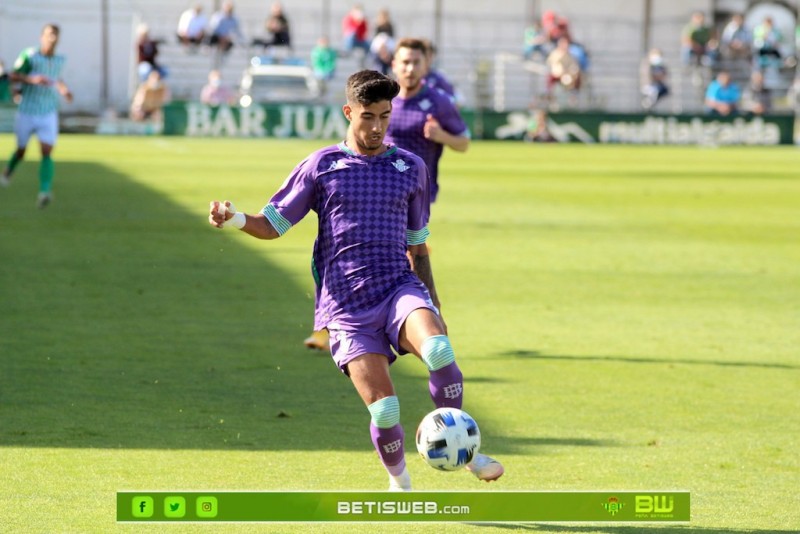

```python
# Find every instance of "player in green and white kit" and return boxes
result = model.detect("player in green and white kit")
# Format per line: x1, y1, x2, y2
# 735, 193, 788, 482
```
1, 24, 73, 208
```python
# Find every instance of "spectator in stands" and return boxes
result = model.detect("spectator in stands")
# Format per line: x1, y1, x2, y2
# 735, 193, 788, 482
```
704, 70, 740, 116
640, 48, 669, 110
752, 16, 783, 70
370, 31, 395, 75
177, 4, 208, 49
251, 1, 292, 55
523, 21, 550, 60
568, 40, 589, 73
681, 11, 715, 66
541, 10, 571, 45
546, 37, 581, 95
342, 4, 370, 62
720, 13, 751, 61
741, 70, 772, 115
311, 35, 337, 85
524, 108, 556, 143
130, 70, 170, 122
373, 8, 395, 38
137, 24, 168, 82
200, 69, 237, 106
208, 1, 245, 54
0, 61, 12, 103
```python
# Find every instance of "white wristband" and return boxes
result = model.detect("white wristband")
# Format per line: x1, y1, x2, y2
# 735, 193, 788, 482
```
227, 211, 246, 229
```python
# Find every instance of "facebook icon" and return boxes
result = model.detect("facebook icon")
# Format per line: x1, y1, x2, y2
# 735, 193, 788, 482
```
132, 496, 154, 518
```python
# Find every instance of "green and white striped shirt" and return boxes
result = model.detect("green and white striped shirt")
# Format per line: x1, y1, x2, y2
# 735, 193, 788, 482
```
14, 47, 67, 115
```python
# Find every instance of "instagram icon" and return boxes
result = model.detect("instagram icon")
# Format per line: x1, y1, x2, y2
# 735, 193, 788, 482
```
196, 496, 218, 518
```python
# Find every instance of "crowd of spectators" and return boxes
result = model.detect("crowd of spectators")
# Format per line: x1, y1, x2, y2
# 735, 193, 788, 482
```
128, 3, 412, 121
687, 10, 797, 117
520, 8, 798, 115
126, 3, 798, 122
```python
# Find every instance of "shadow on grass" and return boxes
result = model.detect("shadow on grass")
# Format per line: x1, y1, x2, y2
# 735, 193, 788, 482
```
482, 436, 618, 456
498, 350, 799, 371
0, 162, 450, 451
473, 524, 798, 534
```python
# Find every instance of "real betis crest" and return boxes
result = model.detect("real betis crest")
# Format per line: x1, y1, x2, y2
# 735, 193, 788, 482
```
602, 497, 624, 516
392, 159, 409, 172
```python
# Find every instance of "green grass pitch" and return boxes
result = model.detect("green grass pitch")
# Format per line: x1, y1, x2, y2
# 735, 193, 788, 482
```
1, 134, 798, 533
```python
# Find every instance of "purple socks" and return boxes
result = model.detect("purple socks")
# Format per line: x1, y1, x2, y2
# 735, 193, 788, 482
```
370, 422, 406, 475
429, 362, 463, 409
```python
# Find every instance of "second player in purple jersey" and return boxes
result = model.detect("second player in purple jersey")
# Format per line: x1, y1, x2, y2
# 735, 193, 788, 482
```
385, 85, 467, 202
386, 38, 469, 203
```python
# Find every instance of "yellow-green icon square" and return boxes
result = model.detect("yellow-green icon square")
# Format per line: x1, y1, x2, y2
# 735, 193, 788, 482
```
196, 496, 218, 518
132, 496, 154, 518
164, 496, 186, 518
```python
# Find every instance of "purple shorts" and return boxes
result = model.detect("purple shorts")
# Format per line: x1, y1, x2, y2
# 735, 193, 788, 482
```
327, 281, 437, 373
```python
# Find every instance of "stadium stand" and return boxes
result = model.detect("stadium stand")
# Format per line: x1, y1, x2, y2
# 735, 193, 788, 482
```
0, 0, 796, 118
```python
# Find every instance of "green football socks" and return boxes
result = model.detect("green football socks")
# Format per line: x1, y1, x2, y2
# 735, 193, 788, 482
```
39, 156, 54, 193
5, 150, 22, 176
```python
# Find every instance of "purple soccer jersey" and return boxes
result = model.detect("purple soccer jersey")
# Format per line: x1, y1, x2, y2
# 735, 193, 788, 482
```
385, 85, 468, 202
424, 69, 456, 100
262, 142, 431, 330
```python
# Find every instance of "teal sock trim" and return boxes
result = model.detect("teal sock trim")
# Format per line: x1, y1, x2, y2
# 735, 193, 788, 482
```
367, 396, 400, 428
421, 335, 456, 371
39, 156, 54, 193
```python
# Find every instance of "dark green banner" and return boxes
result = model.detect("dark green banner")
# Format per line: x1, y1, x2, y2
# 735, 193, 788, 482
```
118, 491, 690, 523
467, 109, 796, 145
162, 101, 349, 138
161, 101, 794, 145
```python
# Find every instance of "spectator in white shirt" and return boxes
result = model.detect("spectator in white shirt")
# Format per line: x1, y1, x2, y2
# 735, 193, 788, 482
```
177, 4, 208, 48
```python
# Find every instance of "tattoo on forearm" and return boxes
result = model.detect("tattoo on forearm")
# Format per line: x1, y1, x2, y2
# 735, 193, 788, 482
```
413, 254, 440, 307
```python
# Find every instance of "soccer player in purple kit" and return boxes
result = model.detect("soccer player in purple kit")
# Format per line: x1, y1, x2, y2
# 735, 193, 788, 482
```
208, 70, 503, 490
303, 38, 469, 352
386, 38, 469, 204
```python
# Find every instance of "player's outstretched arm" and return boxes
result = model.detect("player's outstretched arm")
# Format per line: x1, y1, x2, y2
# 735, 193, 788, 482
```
208, 200, 280, 239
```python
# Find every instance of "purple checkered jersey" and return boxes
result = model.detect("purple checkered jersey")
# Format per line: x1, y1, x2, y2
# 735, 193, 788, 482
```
262, 142, 431, 329
385, 85, 468, 202
424, 69, 456, 100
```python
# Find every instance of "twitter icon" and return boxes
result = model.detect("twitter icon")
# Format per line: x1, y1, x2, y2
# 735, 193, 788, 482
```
164, 496, 186, 518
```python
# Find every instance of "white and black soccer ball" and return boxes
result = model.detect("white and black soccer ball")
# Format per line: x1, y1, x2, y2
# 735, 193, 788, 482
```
415, 407, 481, 471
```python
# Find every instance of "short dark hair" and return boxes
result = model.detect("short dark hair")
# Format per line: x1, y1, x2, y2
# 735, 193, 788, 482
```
44, 23, 60, 35
345, 70, 400, 106
395, 38, 428, 57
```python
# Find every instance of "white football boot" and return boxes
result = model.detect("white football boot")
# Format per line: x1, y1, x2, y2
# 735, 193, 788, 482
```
36, 192, 52, 209
465, 453, 504, 482
388, 467, 412, 491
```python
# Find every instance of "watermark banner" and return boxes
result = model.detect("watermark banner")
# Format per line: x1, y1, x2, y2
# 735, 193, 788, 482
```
118, 491, 690, 523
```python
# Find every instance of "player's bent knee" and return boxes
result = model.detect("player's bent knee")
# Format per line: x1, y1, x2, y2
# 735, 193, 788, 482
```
367, 395, 400, 428
421, 335, 455, 371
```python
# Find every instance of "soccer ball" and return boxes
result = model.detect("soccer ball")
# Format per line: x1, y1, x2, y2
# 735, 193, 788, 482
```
415, 407, 480, 471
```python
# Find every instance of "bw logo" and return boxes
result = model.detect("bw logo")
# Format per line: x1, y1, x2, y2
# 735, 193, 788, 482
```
636, 495, 674, 513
